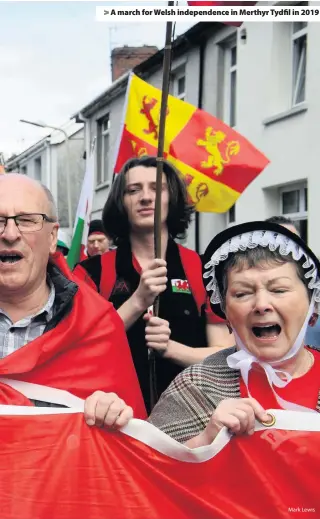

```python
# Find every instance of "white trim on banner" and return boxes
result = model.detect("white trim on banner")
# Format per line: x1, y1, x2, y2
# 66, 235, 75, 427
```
0, 378, 84, 409
0, 380, 319, 464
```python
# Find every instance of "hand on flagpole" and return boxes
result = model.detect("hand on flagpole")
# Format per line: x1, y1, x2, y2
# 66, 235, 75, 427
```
144, 314, 171, 354
132, 259, 167, 312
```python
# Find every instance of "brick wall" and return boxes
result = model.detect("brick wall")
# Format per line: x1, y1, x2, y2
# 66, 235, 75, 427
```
111, 46, 158, 81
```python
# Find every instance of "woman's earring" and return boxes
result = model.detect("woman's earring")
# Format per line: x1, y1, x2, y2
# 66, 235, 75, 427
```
226, 322, 233, 335
309, 313, 318, 327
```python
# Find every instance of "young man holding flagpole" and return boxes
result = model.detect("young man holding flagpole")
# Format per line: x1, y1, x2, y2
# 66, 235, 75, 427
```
74, 156, 234, 412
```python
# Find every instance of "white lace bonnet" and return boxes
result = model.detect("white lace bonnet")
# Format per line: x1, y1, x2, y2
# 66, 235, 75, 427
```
203, 221, 320, 316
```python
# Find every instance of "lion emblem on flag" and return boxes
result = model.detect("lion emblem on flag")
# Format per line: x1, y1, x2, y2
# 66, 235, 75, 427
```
197, 127, 240, 176
140, 96, 169, 140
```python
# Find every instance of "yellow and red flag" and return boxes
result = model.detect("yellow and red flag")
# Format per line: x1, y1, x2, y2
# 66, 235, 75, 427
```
114, 74, 269, 213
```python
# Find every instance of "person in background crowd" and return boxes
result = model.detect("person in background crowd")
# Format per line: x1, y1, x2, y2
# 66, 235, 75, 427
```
0, 173, 146, 423
56, 229, 70, 257
265, 215, 299, 236
87, 219, 110, 257
73, 155, 234, 412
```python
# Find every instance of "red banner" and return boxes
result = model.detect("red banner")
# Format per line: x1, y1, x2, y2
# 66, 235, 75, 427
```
0, 404, 319, 519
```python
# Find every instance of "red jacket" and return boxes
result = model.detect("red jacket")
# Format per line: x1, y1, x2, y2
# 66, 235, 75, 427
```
73, 245, 225, 325
0, 251, 146, 419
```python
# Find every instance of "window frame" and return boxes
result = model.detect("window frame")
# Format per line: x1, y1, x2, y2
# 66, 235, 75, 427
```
291, 21, 307, 107
34, 156, 42, 182
279, 183, 308, 242
227, 203, 236, 226
223, 40, 237, 128
172, 66, 186, 101
279, 183, 307, 220
96, 114, 111, 186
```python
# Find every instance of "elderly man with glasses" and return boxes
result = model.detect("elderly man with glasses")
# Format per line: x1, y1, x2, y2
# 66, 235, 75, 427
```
0, 173, 145, 425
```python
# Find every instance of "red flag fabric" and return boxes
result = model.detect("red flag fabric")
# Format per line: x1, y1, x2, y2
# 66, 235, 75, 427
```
0, 256, 146, 419
0, 402, 319, 519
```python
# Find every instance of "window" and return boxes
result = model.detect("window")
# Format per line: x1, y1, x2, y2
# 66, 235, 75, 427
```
282, 190, 300, 214
223, 41, 237, 127
172, 67, 186, 101
227, 204, 236, 225
229, 45, 237, 128
292, 21, 307, 106
97, 114, 110, 185
280, 184, 308, 242
34, 157, 42, 181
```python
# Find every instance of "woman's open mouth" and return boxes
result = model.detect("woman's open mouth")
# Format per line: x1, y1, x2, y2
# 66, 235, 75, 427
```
252, 324, 281, 339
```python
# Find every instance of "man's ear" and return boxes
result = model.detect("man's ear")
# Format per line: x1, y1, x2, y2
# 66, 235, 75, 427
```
49, 224, 59, 255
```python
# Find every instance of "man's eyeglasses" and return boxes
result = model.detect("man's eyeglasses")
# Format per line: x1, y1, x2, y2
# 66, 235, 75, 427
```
0, 214, 56, 234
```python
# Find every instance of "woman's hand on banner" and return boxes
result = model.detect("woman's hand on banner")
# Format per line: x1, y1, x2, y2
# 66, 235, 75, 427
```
206, 398, 269, 438
84, 391, 133, 429
185, 398, 270, 448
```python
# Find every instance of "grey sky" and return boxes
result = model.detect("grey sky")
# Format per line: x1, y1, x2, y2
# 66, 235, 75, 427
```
0, 1, 192, 157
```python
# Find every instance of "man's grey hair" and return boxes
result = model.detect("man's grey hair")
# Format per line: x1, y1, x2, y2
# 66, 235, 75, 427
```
41, 184, 58, 220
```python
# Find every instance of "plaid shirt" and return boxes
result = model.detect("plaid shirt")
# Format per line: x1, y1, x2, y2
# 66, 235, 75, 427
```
0, 280, 55, 359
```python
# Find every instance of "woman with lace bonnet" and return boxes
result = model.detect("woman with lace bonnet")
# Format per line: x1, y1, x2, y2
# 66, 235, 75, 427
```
148, 221, 320, 447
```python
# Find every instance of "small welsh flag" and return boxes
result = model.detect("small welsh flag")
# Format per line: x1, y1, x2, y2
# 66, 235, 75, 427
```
67, 153, 94, 269
171, 279, 191, 294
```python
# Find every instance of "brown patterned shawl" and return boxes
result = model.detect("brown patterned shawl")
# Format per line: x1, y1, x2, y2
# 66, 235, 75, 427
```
148, 346, 320, 443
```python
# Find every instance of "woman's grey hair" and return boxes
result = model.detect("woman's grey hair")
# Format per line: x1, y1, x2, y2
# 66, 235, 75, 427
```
218, 246, 312, 309
41, 184, 58, 220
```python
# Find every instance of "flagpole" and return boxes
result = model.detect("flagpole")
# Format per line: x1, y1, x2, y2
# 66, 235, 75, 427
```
149, 3, 174, 410
154, 18, 173, 265
195, 40, 206, 253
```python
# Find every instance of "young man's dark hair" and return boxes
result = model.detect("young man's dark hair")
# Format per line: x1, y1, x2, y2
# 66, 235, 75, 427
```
102, 156, 194, 245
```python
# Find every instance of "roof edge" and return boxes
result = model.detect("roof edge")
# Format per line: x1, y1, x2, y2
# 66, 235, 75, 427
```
72, 22, 222, 119
5, 137, 51, 168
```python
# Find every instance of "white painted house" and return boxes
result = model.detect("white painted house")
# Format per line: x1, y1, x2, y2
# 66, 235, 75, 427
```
5, 121, 85, 235
74, 12, 318, 254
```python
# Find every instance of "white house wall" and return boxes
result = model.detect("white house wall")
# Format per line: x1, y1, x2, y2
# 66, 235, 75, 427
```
231, 22, 320, 256
56, 129, 85, 228
199, 25, 238, 252
90, 93, 125, 219
89, 21, 319, 255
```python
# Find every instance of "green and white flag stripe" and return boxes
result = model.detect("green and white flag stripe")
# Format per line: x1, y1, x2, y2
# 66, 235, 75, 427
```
67, 154, 94, 269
